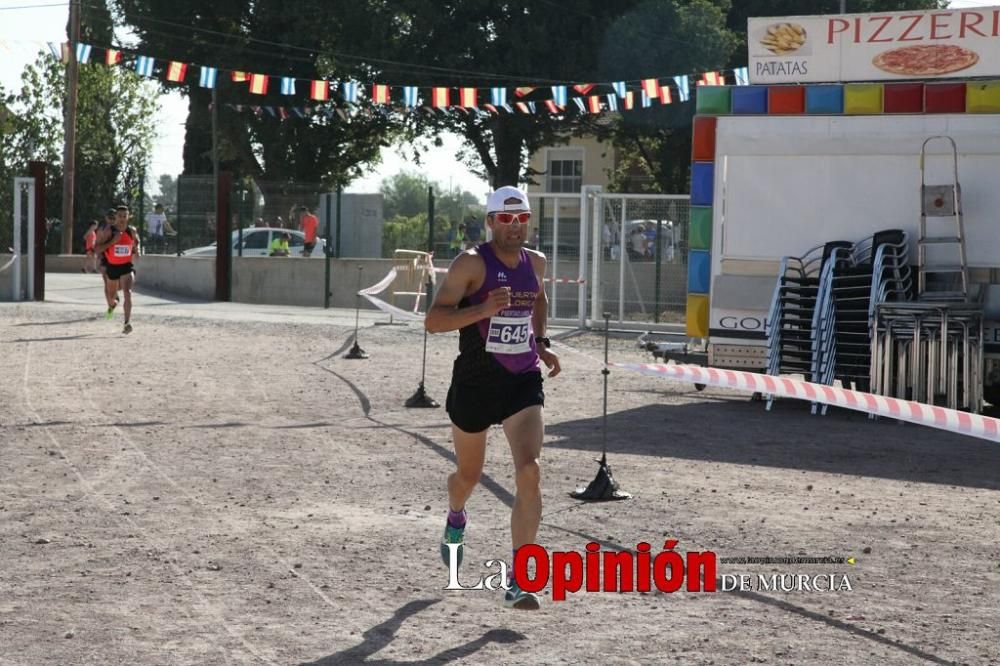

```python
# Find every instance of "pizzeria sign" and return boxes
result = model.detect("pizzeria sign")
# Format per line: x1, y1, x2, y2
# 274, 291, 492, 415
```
748, 6, 1000, 84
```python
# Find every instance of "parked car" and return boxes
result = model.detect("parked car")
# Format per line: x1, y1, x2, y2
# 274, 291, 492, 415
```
181, 228, 326, 258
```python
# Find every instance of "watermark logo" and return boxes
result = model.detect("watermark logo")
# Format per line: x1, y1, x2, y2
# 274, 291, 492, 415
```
443, 542, 857, 601
444, 540, 717, 600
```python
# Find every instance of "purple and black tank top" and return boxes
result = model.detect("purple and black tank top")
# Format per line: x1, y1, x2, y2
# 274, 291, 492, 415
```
453, 242, 540, 386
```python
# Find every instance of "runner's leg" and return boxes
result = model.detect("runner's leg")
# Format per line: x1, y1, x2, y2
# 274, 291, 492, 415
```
502, 405, 544, 550
448, 426, 488, 512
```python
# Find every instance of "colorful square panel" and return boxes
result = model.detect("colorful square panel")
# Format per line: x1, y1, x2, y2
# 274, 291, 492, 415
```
925, 82, 966, 113
686, 293, 710, 338
967, 81, 1000, 113
689, 206, 712, 251
692, 117, 717, 162
844, 84, 883, 114
805, 85, 843, 114
690, 162, 714, 207
687, 250, 711, 294
768, 86, 805, 114
731, 86, 768, 114
695, 86, 731, 115
884, 83, 923, 113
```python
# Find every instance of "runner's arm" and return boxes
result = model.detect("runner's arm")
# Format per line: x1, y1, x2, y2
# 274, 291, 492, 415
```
529, 250, 561, 377
425, 254, 494, 333
94, 227, 118, 254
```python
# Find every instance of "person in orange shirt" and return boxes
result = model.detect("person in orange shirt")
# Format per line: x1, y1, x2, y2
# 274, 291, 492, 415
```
298, 206, 319, 257
94, 205, 138, 334
82, 220, 98, 273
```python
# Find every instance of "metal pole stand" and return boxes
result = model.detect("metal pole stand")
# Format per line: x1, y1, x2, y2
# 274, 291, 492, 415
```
344, 266, 369, 360
570, 313, 631, 501
406, 278, 439, 408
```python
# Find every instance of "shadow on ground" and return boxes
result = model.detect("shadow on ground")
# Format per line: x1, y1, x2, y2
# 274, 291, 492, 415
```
546, 396, 1000, 490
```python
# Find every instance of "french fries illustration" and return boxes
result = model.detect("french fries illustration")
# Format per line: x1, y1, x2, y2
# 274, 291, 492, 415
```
760, 22, 806, 55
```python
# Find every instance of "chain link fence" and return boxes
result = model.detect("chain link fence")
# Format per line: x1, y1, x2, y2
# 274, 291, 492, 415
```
593, 194, 689, 325
171, 176, 327, 256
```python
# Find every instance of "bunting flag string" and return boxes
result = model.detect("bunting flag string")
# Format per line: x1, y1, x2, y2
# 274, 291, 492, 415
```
37, 40, 758, 118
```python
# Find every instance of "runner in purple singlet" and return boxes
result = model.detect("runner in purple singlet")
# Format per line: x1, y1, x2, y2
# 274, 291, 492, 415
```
425, 185, 562, 610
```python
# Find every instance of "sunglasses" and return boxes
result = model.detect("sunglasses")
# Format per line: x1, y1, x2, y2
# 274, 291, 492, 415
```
492, 212, 532, 225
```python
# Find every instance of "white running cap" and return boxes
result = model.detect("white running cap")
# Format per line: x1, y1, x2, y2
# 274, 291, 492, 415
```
486, 186, 530, 214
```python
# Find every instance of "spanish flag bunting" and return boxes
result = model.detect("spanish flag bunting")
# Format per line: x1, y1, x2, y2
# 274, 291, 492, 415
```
587, 95, 602, 113
700, 71, 723, 86
624, 91, 635, 110
249, 73, 269, 95
432, 87, 450, 108
573, 84, 594, 95
310, 80, 329, 101
372, 84, 390, 104
232, 71, 248, 82
105, 48, 122, 66
659, 84, 672, 105
515, 86, 535, 97
641, 78, 659, 98
459, 87, 477, 108
166, 61, 187, 83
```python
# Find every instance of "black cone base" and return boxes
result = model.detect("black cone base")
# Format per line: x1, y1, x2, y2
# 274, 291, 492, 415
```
570, 457, 631, 501
344, 342, 369, 359
405, 383, 439, 408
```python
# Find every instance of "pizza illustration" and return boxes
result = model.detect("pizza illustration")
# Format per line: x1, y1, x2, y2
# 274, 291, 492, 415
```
872, 44, 979, 77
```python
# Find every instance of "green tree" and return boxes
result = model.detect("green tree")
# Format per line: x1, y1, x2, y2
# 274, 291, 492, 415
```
156, 174, 177, 207
379, 170, 484, 256
112, 0, 401, 189
0, 51, 157, 252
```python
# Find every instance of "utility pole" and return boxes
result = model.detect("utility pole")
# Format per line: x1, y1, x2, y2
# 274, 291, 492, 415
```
61, 0, 81, 255
840, 0, 846, 14
212, 86, 219, 213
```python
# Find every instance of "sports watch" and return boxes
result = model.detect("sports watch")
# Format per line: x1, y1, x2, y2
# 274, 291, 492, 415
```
535, 336, 551, 348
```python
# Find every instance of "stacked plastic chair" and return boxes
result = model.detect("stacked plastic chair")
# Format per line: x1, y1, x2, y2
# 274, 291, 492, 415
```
765, 240, 851, 410
811, 230, 909, 398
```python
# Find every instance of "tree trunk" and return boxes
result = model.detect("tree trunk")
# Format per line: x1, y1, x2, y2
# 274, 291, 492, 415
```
491, 118, 524, 188
183, 87, 213, 175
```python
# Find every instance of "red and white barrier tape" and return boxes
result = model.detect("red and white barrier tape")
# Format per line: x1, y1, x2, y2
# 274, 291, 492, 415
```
358, 268, 398, 296
360, 293, 426, 322
612, 362, 1000, 442
0, 252, 18, 273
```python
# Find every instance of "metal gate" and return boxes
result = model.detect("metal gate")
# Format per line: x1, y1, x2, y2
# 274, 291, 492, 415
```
526, 191, 590, 326
589, 192, 690, 328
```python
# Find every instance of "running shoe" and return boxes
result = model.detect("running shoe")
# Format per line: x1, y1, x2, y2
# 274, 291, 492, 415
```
504, 580, 540, 610
105, 305, 115, 320
123, 322, 132, 335
440, 520, 465, 569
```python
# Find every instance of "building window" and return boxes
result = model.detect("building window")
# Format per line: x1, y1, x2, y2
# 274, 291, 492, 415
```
547, 150, 583, 193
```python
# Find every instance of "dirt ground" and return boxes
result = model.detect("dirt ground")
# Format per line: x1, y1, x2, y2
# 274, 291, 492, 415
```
2, 277, 1000, 666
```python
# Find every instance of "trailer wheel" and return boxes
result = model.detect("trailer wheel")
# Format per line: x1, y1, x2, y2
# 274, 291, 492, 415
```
694, 383, 706, 391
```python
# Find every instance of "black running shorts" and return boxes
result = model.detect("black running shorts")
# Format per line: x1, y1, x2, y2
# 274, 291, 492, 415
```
106, 263, 134, 281
446, 371, 544, 434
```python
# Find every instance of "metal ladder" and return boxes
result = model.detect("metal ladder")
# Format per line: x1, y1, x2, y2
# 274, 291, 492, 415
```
918, 136, 968, 302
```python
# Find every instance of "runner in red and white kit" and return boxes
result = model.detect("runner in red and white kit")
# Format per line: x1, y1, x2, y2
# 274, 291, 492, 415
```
94, 204, 138, 334
94, 208, 119, 314
425, 185, 561, 610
